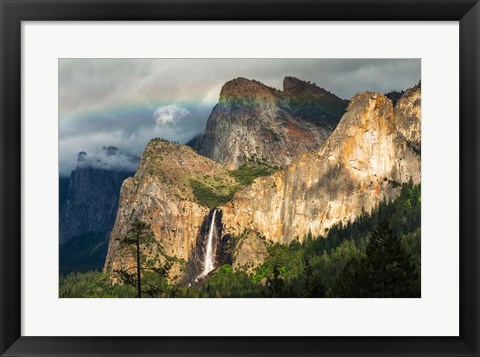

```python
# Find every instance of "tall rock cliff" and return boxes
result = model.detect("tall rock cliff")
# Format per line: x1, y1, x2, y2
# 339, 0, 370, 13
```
59, 166, 135, 274
222, 87, 421, 246
60, 167, 134, 244
394, 82, 421, 153
103, 139, 239, 281
195, 77, 348, 170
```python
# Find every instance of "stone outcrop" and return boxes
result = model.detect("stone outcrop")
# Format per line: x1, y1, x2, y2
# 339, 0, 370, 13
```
394, 82, 421, 153
232, 232, 269, 274
195, 77, 348, 170
221, 88, 421, 245
103, 139, 238, 281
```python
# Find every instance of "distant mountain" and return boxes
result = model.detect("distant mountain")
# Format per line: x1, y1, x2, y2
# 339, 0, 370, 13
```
192, 76, 348, 170
59, 176, 70, 212
60, 167, 134, 243
59, 166, 135, 274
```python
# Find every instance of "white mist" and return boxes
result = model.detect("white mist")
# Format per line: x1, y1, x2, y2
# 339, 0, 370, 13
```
199, 209, 217, 278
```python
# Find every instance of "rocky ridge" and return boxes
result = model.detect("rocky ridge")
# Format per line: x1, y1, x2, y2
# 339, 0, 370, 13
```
221, 87, 421, 249
195, 77, 348, 170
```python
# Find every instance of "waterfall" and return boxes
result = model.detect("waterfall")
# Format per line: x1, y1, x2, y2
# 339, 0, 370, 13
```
199, 209, 217, 278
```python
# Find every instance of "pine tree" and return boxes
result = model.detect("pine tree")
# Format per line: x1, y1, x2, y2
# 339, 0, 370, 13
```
333, 255, 367, 297
365, 221, 419, 297
334, 220, 419, 298
114, 214, 171, 298
304, 259, 326, 298
266, 266, 285, 297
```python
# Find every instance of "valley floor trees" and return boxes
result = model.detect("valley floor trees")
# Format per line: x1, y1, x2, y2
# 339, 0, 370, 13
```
334, 221, 419, 298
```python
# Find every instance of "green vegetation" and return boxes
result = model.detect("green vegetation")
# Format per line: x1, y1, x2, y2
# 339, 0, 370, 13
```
228, 161, 278, 186
59, 271, 136, 298
151, 137, 179, 144
60, 182, 421, 298
334, 222, 419, 297
190, 160, 278, 208
178, 264, 263, 298
190, 179, 236, 208
384, 90, 405, 106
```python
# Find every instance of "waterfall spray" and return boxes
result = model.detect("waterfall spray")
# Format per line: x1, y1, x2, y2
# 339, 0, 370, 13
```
198, 209, 217, 278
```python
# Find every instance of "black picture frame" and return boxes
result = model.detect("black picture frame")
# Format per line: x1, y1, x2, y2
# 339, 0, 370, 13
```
1, 0, 479, 356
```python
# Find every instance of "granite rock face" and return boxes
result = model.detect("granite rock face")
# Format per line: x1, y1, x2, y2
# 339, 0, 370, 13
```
195, 77, 348, 170
103, 139, 238, 282
59, 167, 134, 244
232, 232, 269, 274
394, 82, 421, 153
221, 88, 421, 245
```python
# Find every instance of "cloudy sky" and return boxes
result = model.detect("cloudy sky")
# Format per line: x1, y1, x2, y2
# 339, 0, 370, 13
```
59, 58, 420, 176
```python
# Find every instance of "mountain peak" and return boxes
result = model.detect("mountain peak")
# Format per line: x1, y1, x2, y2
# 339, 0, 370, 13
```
283, 76, 327, 95
219, 77, 280, 104
193, 76, 348, 169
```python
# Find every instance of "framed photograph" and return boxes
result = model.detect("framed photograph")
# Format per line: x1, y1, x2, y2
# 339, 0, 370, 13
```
1, 0, 479, 356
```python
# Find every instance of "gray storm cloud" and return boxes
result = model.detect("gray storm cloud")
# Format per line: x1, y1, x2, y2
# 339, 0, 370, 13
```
59, 58, 421, 176
75, 146, 140, 173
